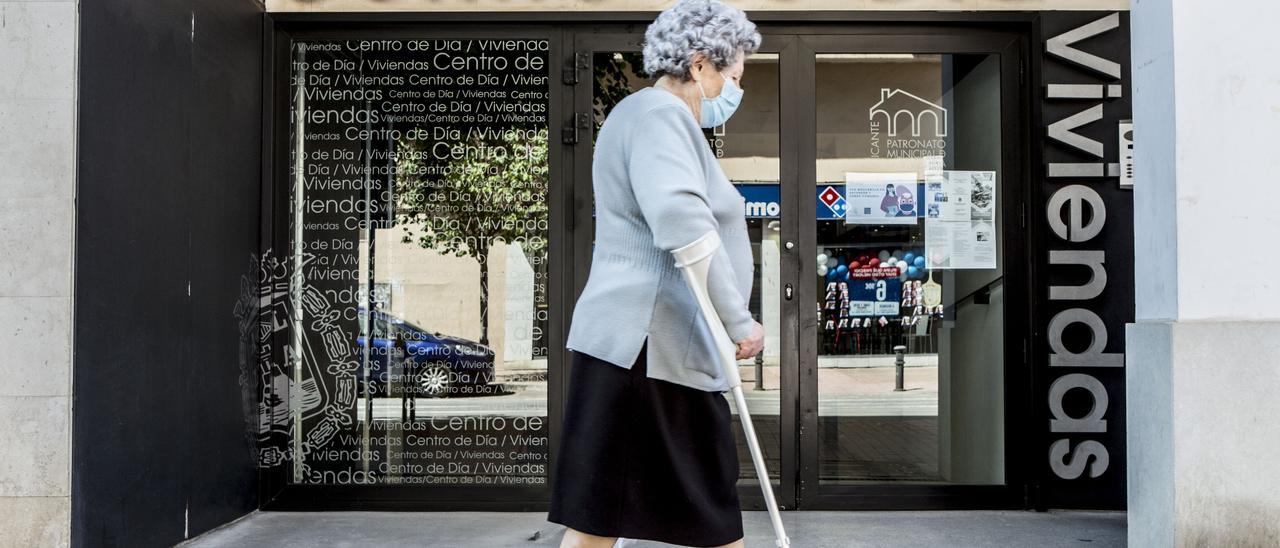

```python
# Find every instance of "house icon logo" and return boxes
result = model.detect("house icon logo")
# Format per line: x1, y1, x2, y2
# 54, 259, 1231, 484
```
869, 88, 948, 137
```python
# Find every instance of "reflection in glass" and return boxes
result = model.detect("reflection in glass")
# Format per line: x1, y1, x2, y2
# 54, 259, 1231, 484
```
282, 38, 551, 486
814, 53, 1004, 484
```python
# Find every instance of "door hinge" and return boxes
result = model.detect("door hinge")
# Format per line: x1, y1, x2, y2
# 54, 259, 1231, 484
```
563, 51, 590, 85
1020, 202, 1027, 229
1019, 62, 1025, 85
562, 112, 590, 145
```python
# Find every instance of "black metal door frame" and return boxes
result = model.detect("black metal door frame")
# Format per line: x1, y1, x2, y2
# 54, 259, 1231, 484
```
261, 11, 1035, 512
791, 31, 1031, 510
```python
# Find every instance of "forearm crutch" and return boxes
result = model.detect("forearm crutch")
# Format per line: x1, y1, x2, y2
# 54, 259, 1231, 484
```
672, 231, 791, 548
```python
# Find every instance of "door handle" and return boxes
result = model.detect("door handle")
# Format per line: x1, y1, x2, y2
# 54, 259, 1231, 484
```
784, 283, 793, 300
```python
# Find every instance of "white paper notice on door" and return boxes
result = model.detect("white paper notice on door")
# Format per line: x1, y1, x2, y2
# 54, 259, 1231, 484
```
924, 171, 997, 269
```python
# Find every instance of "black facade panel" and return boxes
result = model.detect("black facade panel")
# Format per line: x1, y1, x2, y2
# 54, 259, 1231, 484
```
1031, 11, 1133, 510
185, 0, 266, 536
73, 0, 264, 545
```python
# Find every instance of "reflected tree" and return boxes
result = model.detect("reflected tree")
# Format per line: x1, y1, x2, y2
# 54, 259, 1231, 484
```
395, 128, 549, 346
388, 52, 638, 348
594, 52, 649, 130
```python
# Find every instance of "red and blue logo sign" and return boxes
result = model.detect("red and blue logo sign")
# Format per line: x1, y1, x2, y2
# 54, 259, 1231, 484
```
818, 186, 848, 218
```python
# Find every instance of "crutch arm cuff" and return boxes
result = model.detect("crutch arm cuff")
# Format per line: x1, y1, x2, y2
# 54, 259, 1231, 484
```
671, 230, 721, 268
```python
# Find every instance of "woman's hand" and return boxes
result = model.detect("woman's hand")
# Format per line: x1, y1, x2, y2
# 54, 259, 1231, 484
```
734, 320, 765, 360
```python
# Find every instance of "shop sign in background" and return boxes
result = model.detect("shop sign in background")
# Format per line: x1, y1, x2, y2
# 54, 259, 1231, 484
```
848, 275, 903, 317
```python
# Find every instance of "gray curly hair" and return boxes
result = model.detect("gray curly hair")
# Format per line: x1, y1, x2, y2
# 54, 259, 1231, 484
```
642, 0, 762, 81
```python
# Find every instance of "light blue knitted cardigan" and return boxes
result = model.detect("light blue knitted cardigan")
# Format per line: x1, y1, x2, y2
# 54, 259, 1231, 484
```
565, 86, 754, 393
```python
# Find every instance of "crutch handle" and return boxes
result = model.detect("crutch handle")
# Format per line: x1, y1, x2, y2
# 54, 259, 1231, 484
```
671, 230, 742, 388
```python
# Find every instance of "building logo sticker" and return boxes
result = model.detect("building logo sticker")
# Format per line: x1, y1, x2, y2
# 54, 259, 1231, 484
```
869, 88, 948, 158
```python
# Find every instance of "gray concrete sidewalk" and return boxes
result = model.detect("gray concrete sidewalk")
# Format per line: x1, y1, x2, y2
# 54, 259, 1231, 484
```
181, 510, 1126, 547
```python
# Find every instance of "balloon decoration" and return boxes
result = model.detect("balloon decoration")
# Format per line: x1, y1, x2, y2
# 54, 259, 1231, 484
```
813, 248, 936, 280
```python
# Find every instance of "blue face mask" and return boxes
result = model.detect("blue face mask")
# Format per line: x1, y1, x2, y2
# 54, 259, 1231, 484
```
697, 71, 744, 129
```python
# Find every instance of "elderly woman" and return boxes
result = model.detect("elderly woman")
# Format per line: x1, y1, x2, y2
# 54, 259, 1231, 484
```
548, 1, 764, 547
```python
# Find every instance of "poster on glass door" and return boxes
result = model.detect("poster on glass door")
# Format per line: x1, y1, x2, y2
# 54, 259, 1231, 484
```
924, 170, 997, 269
848, 275, 902, 317
844, 172, 920, 225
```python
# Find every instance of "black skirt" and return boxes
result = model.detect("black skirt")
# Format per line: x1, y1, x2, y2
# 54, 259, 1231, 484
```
547, 339, 743, 547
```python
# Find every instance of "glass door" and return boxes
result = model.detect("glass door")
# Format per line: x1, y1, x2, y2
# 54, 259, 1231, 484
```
567, 28, 1028, 511
569, 31, 801, 511
795, 33, 1029, 509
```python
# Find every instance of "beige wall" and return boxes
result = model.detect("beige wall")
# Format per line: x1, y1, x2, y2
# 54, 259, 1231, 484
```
269, 0, 1128, 13
369, 228, 544, 371
368, 227, 491, 345
0, 0, 76, 546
